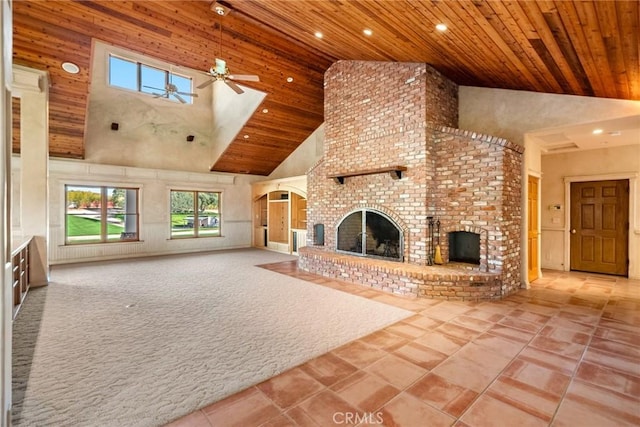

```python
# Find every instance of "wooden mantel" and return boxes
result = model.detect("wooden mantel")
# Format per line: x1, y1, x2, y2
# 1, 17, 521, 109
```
328, 166, 407, 184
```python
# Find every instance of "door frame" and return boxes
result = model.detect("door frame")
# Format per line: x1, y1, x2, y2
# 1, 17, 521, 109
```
563, 172, 638, 276
526, 172, 541, 285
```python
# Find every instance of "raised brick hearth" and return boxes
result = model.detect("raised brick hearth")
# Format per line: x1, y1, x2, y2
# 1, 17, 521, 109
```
300, 60, 523, 301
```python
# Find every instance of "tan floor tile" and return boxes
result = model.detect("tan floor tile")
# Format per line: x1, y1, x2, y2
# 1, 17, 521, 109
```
498, 316, 545, 334
602, 309, 640, 326
567, 295, 607, 310
449, 315, 494, 333
434, 322, 481, 341
507, 309, 551, 325
575, 361, 640, 397
431, 354, 501, 393
517, 301, 562, 316
364, 354, 427, 389
295, 390, 360, 426
403, 313, 444, 331
594, 326, 640, 346
393, 341, 449, 370
299, 353, 359, 387
202, 387, 281, 427
256, 367, 325, 409
460, 394, 549, 427
420, 301, 473, 321
517, 347, 580, 376
528, 335, 586, 360
407, 372, 478, 417
472, 332, 526, 358
384, 322, 428, 340
502, 358, 571, 396
538, 325, 591, 345
332, 340, 388, 369
486, 324, 536, 343
164, 410, 212, 427
414, 330, 468, 355
545, 316, 595, 334
462, 308, 505, 323
258, 414, 297, 427
588, 336, 640, 359
455, 342, 513, 373
554, 380, 640, 426
380, 392, 456, 427
332, 372, 400, 412
486, 377, 560, 422
284, 406, 321, 427
583, 347, 640, 376
359, 329, 408, 352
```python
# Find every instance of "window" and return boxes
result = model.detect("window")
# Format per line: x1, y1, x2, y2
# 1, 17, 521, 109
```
108, 55, 194, 104
170, 190, 221, 238
65, 185, 139, 244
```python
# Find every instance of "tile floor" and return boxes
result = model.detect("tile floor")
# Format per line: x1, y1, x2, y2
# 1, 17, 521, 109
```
165, 263, 640, 427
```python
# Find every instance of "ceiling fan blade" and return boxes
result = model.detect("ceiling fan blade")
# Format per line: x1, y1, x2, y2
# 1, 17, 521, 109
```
177, 91, 198, 97
144, 85, 166, 92
173, 93, 187, 104
197, 79, 215, 89
228, 74, 260, 82
151, 92, 165, 98
226, 80, 244, 94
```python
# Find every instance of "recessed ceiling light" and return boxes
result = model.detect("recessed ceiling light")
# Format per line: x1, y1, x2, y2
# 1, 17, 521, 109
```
61, 62, 80, 74
243, 134, 249, 139
314, 31, 323, 39
286, 76, 294, 83
435, 23, 448, 32
262, 108, 268, 113
211, 2, 227, 15
592, 128, 603, 134
363, 28, 373, 36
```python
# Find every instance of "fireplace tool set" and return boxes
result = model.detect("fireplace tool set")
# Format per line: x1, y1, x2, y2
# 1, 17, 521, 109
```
427, 217, 443, 266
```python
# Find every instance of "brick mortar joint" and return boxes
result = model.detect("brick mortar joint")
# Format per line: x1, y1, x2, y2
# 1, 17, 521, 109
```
433, 125, 524, 154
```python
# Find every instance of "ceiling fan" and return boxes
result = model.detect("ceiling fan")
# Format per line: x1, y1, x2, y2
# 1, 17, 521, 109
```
197, 4, 259, 94
143, 83, 198, 104
197, 58, 259, 94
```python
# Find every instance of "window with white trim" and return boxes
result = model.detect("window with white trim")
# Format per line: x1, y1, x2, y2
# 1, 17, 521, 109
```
108, 54, 194, 104
65, 185, 139, 244
170, 190, 221, 238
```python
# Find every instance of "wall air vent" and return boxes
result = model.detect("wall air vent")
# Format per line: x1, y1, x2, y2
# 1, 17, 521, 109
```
544, 141, 579, 152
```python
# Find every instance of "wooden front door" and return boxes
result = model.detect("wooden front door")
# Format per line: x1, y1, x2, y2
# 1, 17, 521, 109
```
527, 176, 539, 282
570, 180, 629, 276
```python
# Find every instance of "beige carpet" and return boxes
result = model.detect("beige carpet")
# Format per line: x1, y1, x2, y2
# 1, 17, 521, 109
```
12, 249, 411, 427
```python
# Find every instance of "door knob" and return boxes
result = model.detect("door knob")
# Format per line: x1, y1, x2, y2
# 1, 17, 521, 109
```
571, 229, 576, 234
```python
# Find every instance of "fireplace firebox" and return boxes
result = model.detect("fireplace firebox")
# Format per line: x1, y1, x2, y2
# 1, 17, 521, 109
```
448, 231, 480, 264
337, 209, 402, 261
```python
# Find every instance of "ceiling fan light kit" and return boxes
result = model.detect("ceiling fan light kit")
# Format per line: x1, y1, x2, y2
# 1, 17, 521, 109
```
198, 8, 260, 95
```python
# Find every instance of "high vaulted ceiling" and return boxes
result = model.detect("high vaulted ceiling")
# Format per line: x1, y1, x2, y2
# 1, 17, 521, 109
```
12, 1, 639, 175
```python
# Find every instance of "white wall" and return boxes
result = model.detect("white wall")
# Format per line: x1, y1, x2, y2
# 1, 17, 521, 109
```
459, 87, 640, 145
459, 86, 640, 280
12, 157, 259, 265
85, 41, 265, 173
268, 124, 324, 180
1, 1, 11, 423
541, 145, 640, 278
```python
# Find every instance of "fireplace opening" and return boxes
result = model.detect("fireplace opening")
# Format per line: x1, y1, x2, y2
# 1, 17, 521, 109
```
337, 209, 402, 261
448, 231, 480, 264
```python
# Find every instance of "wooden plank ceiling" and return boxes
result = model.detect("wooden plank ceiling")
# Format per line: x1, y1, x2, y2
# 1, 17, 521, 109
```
12, 0, 639, 175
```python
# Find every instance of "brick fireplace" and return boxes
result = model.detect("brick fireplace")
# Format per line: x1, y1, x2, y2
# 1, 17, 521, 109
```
299, 61, 523, 300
